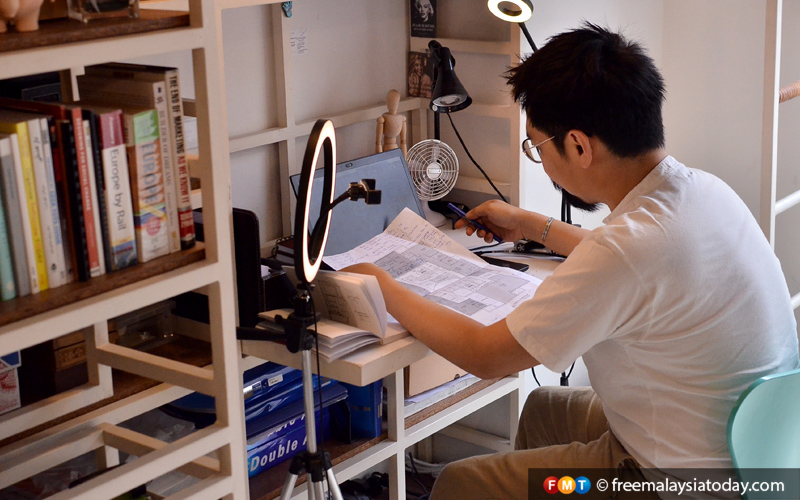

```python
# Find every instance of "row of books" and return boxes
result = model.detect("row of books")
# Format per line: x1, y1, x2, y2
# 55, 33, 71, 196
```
0, 63, 195, 301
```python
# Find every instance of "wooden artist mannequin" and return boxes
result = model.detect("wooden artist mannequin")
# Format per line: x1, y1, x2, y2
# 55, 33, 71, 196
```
376, 89, 407, 157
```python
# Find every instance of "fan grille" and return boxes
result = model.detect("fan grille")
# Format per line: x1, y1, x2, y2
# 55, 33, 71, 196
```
406, 139, 459, 201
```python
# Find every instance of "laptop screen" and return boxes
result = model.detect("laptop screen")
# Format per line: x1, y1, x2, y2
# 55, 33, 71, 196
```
290, 149, 425, 256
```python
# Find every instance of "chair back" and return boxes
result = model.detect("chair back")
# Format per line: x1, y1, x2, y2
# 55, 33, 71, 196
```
727, 368, 800, 470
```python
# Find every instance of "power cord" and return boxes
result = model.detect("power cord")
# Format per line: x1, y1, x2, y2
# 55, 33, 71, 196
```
445, 112, 508, 203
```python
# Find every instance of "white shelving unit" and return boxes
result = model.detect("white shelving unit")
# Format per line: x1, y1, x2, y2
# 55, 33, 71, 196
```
0, 1, 250, 498
760, 0, 800, 310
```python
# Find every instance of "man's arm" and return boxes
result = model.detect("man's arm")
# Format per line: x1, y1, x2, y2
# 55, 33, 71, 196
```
343, 263, 539, 379
456, 200, 590, 257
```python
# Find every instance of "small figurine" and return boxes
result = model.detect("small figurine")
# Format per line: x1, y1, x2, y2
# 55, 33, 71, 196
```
0, 0, 52, 32
376, 89, 407, 157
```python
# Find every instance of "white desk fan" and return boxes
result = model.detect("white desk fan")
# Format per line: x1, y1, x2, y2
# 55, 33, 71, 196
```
406, 139, 458, 227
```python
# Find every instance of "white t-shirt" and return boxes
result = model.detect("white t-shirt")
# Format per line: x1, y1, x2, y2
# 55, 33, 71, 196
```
506, 156, 800, 468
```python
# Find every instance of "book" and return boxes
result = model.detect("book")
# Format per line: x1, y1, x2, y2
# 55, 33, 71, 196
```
57, 120, 91, 282
0, 99, 96, 282
80, 105, 137, 271
0, 110, 48, 293
403, 373, 478, 418
77, 74, 180, 253
258, 270, 409, 361
0, 133, 29, 297
121, 108, 169, 262
34, 116, 68, 288
82, 116, 106, 276
0, 136, 16, 300
84, 63, 195, 251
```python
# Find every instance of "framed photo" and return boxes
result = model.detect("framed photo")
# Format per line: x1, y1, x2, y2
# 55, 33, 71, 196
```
410, 0, 436, 38
408, 51, 434, 98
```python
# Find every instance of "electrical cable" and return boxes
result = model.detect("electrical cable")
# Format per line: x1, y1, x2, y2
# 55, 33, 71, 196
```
408, 453, 430, 495
530, 367, 541, 387
310, 295, 329, 485
445, 113, 508, 203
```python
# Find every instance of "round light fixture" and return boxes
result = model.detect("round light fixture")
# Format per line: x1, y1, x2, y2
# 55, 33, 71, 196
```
487, 0, 533, 23
294, 119, 336, 284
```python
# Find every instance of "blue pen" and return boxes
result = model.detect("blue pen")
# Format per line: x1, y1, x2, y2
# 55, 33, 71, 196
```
447, 203, 503, 243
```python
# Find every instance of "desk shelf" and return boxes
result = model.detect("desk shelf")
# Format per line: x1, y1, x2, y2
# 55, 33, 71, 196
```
248, 377, 517, 500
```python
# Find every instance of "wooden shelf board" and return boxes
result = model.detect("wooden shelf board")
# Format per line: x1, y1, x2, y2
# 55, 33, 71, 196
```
0, 335, 212, 450
0, 9, 190, 54
0, 243, 205, 328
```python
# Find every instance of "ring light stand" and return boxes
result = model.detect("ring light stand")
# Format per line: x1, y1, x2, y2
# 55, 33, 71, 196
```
236, 119, 381, 500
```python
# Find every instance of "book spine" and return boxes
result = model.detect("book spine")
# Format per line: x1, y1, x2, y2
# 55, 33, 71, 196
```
70, 108, 101, 280
0, 138, 16, 300
0, 133, 30, 296
82, 118, 106, 276
36, 118, 67, 288
47, 118, 75, 284
85, 111, 113, 273
58, 120, 90, 282
23, 119, 50, 291
165, 70, 195, 250
124, 110, 169, 263
99, 110, 137, 271
153, 80, 180, 253
0, 121, 43, 293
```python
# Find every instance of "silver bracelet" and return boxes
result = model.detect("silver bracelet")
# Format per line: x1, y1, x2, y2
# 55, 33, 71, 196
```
541, 216, 554, 243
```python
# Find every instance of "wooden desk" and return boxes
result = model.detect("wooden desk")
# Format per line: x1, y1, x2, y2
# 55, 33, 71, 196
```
241, 250, 560, 500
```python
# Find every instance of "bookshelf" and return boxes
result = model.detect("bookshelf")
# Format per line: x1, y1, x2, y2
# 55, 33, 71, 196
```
0, 0, 249, 498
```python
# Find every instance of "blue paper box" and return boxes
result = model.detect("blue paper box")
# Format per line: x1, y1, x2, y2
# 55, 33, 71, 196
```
247, 410, 331, 477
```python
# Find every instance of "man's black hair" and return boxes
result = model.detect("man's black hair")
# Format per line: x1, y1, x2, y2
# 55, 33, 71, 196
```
507, 22, 666, 158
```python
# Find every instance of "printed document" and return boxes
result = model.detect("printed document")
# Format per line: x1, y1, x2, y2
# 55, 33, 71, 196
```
324, 209, 543, 326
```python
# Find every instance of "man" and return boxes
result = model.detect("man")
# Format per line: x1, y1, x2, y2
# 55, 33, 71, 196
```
345, 23, 799, 498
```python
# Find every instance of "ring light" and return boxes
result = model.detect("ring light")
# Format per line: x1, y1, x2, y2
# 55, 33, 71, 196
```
487, 0, 533, 22
294, 119, 337, 284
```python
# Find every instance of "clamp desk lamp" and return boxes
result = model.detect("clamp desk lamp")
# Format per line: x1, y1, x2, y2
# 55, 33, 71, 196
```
428, 39, 472, 140
487, 0, 572, 224
237, 119, 381, 500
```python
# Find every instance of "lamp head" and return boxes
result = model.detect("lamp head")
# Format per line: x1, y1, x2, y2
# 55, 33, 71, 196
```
487, 0, 533, 22
428, 40, 472, 113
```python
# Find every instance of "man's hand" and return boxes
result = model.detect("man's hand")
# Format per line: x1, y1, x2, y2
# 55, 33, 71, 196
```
455, 200, 527, 243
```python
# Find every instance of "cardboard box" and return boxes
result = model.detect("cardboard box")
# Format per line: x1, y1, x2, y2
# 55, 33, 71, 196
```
0, 352, 22, 416
404, 352, 468, 398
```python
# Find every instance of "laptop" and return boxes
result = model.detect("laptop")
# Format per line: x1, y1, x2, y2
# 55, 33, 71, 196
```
290, 148, 425, 256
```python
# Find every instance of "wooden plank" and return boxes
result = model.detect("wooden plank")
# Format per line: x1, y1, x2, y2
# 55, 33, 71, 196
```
0, 10, 190, 54
99, 423, 220, 478
0, 243, 204, 329
0, 335, 212, 451
95, 343, 215, 395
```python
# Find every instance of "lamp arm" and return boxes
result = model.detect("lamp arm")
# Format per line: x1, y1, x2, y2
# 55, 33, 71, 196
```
518, 22, 537, 52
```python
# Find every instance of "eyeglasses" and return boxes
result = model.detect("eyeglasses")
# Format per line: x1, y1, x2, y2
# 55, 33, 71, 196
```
522, 135, 555, 164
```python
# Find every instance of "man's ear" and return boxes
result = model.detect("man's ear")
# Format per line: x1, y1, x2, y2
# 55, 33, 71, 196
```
567, 130, 593, 169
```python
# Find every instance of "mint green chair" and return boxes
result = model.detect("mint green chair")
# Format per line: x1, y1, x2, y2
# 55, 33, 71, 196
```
727, 368, 800, 498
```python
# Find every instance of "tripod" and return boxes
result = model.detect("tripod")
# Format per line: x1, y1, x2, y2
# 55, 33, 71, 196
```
238, 119, 381, 499
275, 288, 343, 500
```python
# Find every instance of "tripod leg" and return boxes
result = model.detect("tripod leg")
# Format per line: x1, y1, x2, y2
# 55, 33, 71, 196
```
326, 469, 344, 500
279, 473, 300, 500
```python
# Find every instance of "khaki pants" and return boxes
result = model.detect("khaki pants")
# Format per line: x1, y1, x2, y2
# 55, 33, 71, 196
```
429, 386, 652, 500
